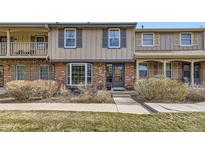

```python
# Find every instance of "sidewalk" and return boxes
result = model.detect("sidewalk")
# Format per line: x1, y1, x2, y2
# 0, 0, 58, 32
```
145, 102, 205, 113
0, 102, 150, 114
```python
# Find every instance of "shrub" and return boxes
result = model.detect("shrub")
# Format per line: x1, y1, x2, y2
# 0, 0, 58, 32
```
186, 87, 205, 102
134, 78, 187, 102
95, 90, 113, 103
6, 80, 58, 100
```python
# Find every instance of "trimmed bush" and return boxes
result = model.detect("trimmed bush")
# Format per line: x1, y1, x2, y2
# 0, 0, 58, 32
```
134, 78, 187, 102
6, 80, 58, 100
186, 87, 205, 102
95, 90, 113, 103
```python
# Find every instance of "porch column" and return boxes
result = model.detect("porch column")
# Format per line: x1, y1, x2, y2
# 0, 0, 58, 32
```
136, 60, 139, 80
191, 61, 194, 86
163, 60, 166, 78
6, 30, 10, 56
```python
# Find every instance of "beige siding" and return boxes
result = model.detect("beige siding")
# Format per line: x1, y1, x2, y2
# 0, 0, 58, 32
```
135, 32, 203, 51
49, 27, 135, 61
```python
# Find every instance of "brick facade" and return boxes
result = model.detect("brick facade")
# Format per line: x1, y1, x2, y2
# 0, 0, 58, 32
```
54, 62, 66, 86
0, 59, 51, 86
125, 63, 135, 89
93, 62, 106, 89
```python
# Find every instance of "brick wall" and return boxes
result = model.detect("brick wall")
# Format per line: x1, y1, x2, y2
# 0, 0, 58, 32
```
125, 63, 135, 90
54, 62, 66, 86
0, 59, 51, 86
93, 62, 106, 89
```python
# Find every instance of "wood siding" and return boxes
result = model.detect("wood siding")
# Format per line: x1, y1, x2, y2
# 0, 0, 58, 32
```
135, 32, 204, 51
49, 27, 135, 61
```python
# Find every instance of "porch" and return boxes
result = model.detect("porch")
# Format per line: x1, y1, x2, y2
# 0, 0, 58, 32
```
136, 59, 205, 86
0, 28, 48, 57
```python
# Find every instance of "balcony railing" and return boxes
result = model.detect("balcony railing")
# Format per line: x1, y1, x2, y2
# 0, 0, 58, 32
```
10, 42, 48, 56
135, 45, 202, 51
0, 42, 48, 56
0, 42, 7, 56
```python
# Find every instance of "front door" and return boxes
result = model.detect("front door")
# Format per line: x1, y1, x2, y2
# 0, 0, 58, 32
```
0, 65, 4, 87
113, 64, 124, 88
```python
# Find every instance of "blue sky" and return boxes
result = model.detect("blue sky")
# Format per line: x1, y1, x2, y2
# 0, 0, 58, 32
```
137, 22, 205, 28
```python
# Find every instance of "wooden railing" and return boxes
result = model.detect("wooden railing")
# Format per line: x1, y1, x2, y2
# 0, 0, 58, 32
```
0, 42, 7, 56
10, 42, 48, 56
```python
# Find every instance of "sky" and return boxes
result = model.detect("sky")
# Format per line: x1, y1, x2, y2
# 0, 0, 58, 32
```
137, 22, 205, 29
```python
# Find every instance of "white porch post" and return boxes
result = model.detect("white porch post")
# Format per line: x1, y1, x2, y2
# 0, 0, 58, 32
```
136, 60, 139, 80
163, 60, 166, 78
191, 61, 194, 86
6, 30, 10, 56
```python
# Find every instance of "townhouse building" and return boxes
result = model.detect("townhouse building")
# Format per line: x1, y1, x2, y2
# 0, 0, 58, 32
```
0, 22, 205, 91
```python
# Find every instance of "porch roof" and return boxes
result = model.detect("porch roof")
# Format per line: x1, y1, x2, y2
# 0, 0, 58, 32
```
135, 50, 205, 59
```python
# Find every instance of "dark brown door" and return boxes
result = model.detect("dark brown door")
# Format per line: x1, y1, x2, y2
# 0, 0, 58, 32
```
0, 65, 4, 87
113, 64, 124, 88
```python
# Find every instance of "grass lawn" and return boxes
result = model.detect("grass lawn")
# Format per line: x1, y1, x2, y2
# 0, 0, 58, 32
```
0, 111, 204, 132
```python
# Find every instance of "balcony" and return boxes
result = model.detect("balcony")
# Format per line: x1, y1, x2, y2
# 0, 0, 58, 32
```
0, 42, 48, 57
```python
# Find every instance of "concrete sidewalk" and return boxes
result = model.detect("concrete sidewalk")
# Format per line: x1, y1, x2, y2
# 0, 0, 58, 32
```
145, 102, 205, 113
0, 102, 150, 114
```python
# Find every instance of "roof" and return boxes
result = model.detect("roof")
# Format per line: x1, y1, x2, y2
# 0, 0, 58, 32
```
0, 22, 137, 28
135, 28, 205, 32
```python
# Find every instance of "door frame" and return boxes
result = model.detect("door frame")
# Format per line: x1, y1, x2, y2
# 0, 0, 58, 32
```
106, 63, 125, 89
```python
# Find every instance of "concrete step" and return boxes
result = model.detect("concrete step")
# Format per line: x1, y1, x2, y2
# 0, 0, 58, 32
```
112, 94, 131, 97
111, 87, 125, 91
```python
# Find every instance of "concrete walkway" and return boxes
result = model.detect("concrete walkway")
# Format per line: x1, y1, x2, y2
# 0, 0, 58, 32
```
145, 102, 205, 113
0, 101, 150, 114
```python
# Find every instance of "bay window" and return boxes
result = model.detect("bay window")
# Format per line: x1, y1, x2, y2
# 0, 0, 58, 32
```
67, 63, 93, 85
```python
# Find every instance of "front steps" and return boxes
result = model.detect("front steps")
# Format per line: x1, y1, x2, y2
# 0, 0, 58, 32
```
111, 90, 135, 98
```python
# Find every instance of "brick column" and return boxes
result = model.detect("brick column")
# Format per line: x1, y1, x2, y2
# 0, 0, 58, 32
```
93, 62, 106, 89
125, 63, 135, 90
54, 63, 66, 86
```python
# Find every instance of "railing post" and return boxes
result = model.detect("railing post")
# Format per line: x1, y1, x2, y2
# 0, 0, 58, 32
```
6, 30, 10, 56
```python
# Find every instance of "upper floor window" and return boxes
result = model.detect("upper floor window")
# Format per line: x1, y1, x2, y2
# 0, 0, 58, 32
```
142, 33, 154, 46
180, 33, 192, 46
64, 28, 76, 48
108, 28, 120, 48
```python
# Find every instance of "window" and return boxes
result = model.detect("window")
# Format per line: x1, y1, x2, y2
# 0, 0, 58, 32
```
67, 63, 93, 85
35, 36, 45, 49
180, 33, 192, 46
142, 33, 154, 46
16, 65, 27, 80
166, 63, 172, 78
64, 28, 76, 48
139, 63, 148, 78
39, 65, 49, 80
108, 28, 120, 48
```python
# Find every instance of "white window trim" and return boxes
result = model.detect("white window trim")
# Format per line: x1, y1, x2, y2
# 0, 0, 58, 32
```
141, 33, 155, 46
108, 28, 121, 49
16, 65, 27, 80
180, 32, 193, 46
166, 62, 172, 78
39, 65, 49, 80
139, 63, 148, 78
64, 28, 77, 48
67, 63, 93, 86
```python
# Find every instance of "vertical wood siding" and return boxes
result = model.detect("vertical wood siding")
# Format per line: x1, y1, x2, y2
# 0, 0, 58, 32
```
135, 32, 203, 51
49, 27, 135, 61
